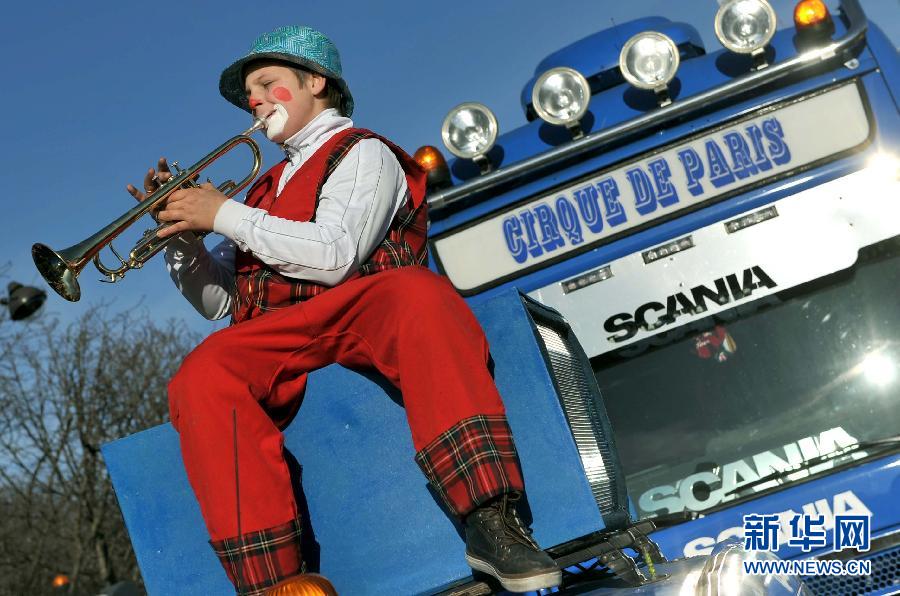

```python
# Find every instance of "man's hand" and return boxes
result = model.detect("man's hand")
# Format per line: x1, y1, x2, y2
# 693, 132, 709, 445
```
155, 182, 229, 238
126, 157, 173, 203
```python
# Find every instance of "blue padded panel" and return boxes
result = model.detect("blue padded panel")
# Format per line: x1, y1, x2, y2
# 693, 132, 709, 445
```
103, 425, 231, 595
103, 288, 605, 595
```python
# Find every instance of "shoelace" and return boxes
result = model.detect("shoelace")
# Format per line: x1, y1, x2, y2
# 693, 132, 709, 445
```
495, 496, 541, 551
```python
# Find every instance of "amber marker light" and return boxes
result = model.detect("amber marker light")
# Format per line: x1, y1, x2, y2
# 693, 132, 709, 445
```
413, 145, 451, 191
265, 573, 338, 595
794, 0, 835, 47
52, 574, 70, 588
794, 0, 831, 28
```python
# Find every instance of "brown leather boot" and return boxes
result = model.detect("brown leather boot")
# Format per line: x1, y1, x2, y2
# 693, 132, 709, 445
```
264, 573, 338, 595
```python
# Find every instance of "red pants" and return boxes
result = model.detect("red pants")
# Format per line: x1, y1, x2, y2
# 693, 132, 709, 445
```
168, 266, 524, 548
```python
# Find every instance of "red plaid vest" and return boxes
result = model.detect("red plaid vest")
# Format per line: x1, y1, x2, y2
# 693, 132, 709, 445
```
232, 128, 428, 324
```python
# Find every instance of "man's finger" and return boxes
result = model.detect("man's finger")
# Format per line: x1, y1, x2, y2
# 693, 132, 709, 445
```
160, 203, 190, 220
143, 167, 158, 191
154, 159, 173, 187
166, 188, 190, 203
157, 221, 186, 238
126, 184, 148, 202
156, 207, 178, 222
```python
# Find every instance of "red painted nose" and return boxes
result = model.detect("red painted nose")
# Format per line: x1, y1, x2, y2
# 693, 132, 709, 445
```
248, 98, 263, 109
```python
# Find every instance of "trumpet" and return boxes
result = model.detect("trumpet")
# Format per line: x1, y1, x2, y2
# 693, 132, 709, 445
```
32, 119, 266, 302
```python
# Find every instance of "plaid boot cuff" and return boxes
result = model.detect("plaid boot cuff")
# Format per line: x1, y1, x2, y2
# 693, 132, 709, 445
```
210, 517, 306, 596
414, 414, 525, 517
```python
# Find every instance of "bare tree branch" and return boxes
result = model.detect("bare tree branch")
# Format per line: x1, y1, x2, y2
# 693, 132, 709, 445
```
0, 306, 197, 595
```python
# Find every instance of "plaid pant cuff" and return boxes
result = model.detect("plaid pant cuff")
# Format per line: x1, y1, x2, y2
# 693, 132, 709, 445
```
414, 414, 525, 517
209, 517, 306, 596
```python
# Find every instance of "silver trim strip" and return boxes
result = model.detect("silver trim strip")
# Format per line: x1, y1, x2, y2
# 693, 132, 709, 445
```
535, 322, 621, 516
427, 0, 867, 212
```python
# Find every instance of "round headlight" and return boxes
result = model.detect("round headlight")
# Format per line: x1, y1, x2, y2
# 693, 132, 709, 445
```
715, 0, 777, 54
532, 67, 591, 126
441, 102, 499, 160
618, 32, 680, 91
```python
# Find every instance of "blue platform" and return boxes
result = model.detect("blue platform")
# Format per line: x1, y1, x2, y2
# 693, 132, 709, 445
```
102, 289, 616, 595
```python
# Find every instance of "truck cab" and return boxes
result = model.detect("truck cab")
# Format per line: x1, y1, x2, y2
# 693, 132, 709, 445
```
421, 0, 900, 593
103, 1, 898, 593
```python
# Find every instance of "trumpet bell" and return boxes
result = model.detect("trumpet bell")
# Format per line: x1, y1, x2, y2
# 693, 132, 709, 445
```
32, 243, 81, 302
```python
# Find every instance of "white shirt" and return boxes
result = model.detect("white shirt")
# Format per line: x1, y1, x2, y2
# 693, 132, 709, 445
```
163, 108, 411, 320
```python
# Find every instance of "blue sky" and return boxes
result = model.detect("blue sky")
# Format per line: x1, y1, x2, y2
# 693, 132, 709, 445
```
1, 0, 897, 337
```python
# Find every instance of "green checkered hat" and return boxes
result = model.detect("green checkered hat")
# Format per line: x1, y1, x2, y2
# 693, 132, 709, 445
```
219, 25, 354, 117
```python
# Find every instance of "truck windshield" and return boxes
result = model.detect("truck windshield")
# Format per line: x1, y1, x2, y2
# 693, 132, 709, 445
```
591, 235, 900, 520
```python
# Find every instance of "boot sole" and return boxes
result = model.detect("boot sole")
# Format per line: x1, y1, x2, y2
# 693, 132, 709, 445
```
465, 553, 562, 593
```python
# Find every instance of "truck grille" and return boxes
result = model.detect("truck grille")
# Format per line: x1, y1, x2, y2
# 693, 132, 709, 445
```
804, 544, 900, 595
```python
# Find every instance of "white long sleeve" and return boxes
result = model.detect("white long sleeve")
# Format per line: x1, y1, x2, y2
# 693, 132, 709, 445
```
163, 233, 237, 320
164, 109, 410, 320
213, 138, 408, 282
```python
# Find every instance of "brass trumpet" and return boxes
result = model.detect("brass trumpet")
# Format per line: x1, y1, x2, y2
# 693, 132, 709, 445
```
32, 119, 266, 302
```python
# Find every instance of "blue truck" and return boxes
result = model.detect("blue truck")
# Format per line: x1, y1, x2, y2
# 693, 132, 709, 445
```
101, 0, 898, 593
421, 0, 900, 593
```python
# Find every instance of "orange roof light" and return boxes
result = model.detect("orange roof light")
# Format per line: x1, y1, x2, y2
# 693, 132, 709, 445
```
413, 145, 451, 191
794, 0, 831, 29
414, 145, 447, 172
52, 574, 70, 588
265, 573, 337, 595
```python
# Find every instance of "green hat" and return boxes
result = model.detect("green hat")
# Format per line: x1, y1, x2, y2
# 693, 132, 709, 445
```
219, 25, 354, 117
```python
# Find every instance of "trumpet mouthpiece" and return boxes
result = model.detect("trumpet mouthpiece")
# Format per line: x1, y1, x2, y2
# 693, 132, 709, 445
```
245, 118, 267, 136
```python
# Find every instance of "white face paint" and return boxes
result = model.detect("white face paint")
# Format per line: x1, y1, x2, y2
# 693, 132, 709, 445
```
263, 104, 289, 141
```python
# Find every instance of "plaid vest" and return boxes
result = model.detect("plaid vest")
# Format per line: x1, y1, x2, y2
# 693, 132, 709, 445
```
232, 128, 428, 324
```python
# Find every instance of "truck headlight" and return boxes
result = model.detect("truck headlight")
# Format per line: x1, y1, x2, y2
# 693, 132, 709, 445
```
532, 67, 591, 139
618, 31, 679, 105
441, 102, 499, 172
715, 0, 777, 55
